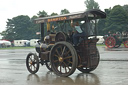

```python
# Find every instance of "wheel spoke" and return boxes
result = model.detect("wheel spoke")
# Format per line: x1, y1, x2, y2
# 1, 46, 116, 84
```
54, 54, 59, 58
29, 64, 32, 68
60, 63, 62, 73
64, 56, 72, 60
67, 60, 73, 64
29, 56, 33, 62
66, 60, 73, 66
65, 66, 67, 73
61, 46, 66, 56
33, 64, 37, 71
63, 62, 71, 71
53, 60, 59, 63
30, 64, 32, 70
34, 57, 37, 62
60, 46, 63, 54
56, 49, 61, 56
64, 50, 70, 56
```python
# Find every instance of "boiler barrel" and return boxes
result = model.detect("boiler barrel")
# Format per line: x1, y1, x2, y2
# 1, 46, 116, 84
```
35, 43, 53, 53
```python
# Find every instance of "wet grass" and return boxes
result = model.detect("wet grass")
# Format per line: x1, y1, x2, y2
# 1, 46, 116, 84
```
97, 44, 124, 47
0, 46, 35, 50
96, 44, 105, 46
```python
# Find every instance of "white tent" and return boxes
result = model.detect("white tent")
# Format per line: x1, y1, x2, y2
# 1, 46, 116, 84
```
30, 39, 39, 46
0, 40, 11, 47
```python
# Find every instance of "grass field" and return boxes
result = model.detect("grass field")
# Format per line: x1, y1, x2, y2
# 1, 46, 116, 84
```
0, 46, 35, 50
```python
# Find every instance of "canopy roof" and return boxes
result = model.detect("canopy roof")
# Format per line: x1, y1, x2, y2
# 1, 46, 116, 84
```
35, 9, 106, 24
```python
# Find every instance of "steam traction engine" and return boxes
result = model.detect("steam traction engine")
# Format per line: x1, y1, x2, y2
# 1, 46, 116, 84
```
26, 9, 106, 77
104, 33, 128, 48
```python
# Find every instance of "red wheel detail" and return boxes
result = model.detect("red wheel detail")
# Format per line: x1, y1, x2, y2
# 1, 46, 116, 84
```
105, 37, 116, 48
124, 40, 128, 48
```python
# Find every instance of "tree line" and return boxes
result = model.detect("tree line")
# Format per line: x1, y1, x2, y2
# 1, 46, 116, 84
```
0, 9, 70, 41
98, 5, 128, 35
0, 0, 128, 41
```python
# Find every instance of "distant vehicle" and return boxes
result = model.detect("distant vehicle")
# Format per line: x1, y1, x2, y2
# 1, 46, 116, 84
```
14, 40, 30, 46
104, 32, 128, 48
0, 40, 11, 47
30, 39, 39, 46
89, 36, 104, 44
97, 36, 104, 44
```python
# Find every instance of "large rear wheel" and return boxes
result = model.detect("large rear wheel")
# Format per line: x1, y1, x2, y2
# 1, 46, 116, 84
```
49, 41, 78, 77
77, 48, 100, 73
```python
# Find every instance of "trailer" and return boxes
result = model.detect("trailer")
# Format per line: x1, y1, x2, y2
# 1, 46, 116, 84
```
14, 40, 30, 46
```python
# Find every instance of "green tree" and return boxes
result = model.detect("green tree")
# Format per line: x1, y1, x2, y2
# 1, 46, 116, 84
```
84, 0, 101, 35
105, 5, 128, 33
104, 8, 112, 15
51, 12, 58, 16
84, 0, 99, 10
60, 9, 70, 14
37, 10, 48, 36
37, 10, 48, 17
1, 15, 32, 41
28, 15, 40, 39
123, 5, 128, 13
97, 8, 111, 35
97, 19, 106, 35
123, 5, 128, 30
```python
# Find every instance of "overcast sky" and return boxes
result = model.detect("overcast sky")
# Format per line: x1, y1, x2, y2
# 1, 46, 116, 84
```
0, 0, 128, 33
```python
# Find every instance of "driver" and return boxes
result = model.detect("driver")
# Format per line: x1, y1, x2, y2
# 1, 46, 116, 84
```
72, 22, 85, 46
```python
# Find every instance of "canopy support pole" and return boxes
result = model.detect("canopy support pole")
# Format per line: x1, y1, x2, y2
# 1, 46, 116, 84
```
40, 23, 44, 42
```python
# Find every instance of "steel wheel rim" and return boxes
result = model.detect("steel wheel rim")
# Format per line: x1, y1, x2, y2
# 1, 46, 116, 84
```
105, 37, 116, 48
50, 42, 77, 76
26, 53, 39, 74
52, 44, 72, 74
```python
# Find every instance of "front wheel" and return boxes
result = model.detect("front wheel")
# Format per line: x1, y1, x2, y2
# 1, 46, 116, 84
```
26, 53, 39, 74
49, 41, 78, 77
